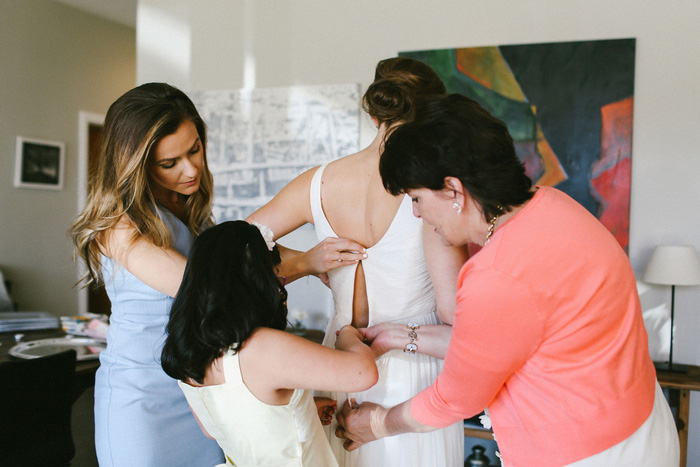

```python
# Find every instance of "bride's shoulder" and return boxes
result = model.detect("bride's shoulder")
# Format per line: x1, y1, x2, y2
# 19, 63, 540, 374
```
324, 152, 371, 185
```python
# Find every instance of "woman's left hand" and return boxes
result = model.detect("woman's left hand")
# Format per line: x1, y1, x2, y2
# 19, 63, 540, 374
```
314, 397, 338, 425
303, 237, 367, 276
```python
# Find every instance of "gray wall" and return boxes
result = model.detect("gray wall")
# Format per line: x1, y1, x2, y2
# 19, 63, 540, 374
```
0, 0, 136, 316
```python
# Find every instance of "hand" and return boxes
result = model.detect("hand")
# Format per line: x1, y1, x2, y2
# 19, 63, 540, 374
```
317, 272, 331, 288
304, 237, 367, 277
314, 397, 337, 426
359, 323, 405, 359
335, 325, 364, 351
335, 398, 387, 451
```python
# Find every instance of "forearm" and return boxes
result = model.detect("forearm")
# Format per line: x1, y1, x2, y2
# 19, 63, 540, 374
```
275, 244, 310, 284
365, 323, 452, 359
379, 399, 437, 437
422, 222, 470, 324
404, 324, 451, 359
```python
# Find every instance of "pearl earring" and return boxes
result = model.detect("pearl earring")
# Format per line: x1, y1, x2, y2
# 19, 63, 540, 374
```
452, 202, 462, 215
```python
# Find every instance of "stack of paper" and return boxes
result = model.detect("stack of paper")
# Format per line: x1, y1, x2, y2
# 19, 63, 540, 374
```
0, 311, 60, 332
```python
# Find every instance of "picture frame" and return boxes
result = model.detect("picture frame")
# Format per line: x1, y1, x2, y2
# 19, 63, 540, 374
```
14, 136, 65, 190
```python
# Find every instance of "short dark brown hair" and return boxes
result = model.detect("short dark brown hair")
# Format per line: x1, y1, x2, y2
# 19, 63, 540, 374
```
380, 94, 533, 222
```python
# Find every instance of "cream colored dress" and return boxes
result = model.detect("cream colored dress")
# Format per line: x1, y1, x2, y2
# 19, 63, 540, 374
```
310, 163, 464, 466
178, 349, 338, 467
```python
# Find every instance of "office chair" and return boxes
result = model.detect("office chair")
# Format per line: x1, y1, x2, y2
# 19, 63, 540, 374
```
0, 349, 77, 467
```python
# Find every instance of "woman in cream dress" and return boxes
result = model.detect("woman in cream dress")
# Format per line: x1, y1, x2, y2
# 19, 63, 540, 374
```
161, 221, 378, 466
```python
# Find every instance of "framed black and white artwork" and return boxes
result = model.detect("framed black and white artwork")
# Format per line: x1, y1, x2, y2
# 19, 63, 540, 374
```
14, 136, 65, 190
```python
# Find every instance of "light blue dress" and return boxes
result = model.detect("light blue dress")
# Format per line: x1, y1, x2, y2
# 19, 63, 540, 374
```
94, 208, 223, 467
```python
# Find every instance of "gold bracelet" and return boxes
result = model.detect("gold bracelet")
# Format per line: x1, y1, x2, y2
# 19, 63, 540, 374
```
404, 323, 420, 353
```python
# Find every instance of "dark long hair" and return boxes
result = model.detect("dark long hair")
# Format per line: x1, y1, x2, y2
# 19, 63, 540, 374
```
161, 221, 286, 384
380, 94, 533, 222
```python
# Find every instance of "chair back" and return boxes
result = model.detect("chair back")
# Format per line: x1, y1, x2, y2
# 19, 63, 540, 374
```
0, 349, 77, 467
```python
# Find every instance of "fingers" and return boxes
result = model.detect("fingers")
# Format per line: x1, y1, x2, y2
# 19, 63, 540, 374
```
340, 398, 359, 417
357, 326, 375, 342
327, 250, 366, 271
314, 396, 337, 425
336, 399, 366, 451
321, 406, 336, 425
322, 237, 366, 253
314, 397, 337, 408
318, 272, 331, 288
319, 238, 367, 269
336, 398, 354, 431
357, 327, 372, 344
344, 439, 361, 452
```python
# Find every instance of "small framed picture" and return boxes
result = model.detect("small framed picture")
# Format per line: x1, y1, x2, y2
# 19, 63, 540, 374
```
14, 136, 65, 190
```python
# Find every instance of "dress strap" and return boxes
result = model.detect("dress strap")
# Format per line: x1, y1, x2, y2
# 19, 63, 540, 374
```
309, 163, 335, 237
221, 348, 244, 385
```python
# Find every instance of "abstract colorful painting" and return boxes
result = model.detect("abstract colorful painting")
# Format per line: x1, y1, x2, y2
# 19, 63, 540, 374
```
401, 39, 635, 251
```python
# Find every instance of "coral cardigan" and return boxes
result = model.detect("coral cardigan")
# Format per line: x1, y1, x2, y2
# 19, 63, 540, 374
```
411, 187, 655, 467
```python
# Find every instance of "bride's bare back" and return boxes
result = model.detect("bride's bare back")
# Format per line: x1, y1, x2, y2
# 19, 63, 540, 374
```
319, 140, 403, 328
246, 57, 467, 329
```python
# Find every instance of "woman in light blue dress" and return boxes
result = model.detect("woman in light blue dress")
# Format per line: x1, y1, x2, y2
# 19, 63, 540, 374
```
70, 83, 223, 467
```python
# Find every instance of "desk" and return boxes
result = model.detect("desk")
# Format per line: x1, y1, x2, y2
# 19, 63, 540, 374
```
463, 365, 700, 467
657, 364, 700, 467
1, 328, 322, 403
0, 329, 100, 403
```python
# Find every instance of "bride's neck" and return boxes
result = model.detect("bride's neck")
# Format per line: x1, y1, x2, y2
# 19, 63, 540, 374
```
367, 122, 396, 159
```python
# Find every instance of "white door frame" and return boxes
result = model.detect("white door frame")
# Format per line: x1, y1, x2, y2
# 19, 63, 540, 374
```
77, 111, 105, 316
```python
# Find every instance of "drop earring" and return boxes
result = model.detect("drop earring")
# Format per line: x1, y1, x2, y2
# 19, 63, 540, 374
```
452, 202, 462, 215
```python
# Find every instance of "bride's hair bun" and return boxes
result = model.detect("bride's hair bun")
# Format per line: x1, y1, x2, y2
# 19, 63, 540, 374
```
362, 57, 446, 128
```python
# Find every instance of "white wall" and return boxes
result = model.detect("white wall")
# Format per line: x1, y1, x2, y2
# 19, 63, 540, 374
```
137, 0, 700, 462
0, 0, 136, 317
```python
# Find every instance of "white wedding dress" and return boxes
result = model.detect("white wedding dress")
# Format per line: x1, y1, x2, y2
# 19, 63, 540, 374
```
310, 163, 464, 467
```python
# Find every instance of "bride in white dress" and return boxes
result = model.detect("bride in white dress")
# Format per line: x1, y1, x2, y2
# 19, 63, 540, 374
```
247, 57, 468, 466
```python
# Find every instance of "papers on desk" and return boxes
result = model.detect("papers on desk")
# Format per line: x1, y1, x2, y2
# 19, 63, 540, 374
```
9, 336, 106, 361
60, 315, 108, 339
0, 311, 60, 332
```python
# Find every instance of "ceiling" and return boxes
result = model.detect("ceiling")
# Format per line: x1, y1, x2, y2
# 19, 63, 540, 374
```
53, 0, 137, 29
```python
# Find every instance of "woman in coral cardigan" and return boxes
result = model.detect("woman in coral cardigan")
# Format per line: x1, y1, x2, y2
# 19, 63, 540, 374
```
337, 94, 679, 467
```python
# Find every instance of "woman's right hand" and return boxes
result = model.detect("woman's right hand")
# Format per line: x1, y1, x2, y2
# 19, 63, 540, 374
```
358, 323, 405, 359
302, 237, 367, 277
360, 323, 453, 360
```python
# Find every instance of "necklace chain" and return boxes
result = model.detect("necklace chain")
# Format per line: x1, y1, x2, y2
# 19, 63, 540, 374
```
484, 205, 504, 245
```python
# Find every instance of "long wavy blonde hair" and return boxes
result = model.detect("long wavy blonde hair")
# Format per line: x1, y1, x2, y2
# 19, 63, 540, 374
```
70, 83, 214, 287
